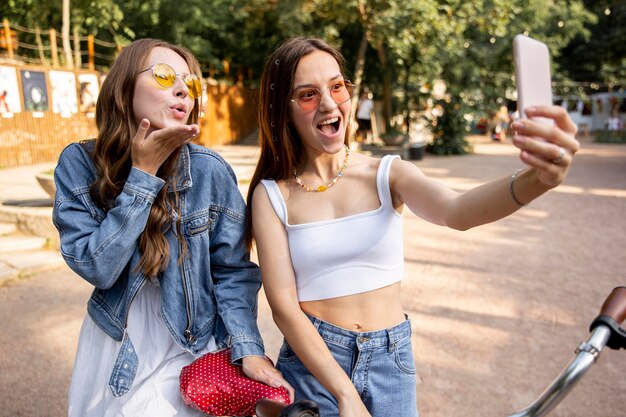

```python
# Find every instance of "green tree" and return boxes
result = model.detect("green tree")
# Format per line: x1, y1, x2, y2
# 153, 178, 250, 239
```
1, 0, 125, 68
557, 1, 625, 88
2, 0, 600, 150
364, 0, 595, 153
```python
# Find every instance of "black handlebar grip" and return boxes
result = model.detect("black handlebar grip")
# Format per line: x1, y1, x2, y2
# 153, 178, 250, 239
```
598, 286, 626, 325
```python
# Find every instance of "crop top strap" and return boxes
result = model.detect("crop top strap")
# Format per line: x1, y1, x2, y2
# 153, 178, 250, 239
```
377, 154, 399, 208
260, 179, 288, 225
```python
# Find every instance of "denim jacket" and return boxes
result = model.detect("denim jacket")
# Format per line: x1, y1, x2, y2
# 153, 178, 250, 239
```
53, 140, 264, 397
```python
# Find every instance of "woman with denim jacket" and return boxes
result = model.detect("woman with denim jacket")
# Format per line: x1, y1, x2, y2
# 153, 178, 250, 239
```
244, 37, 579, 417
53, 38, 293, 416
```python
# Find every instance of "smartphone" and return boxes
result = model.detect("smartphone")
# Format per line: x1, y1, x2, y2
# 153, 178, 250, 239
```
513, 34, 553, 125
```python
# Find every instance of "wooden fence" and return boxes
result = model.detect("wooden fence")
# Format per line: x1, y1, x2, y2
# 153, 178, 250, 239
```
198, 84, 258, 148
0, 112, 97, 166
0, 83, 257, 167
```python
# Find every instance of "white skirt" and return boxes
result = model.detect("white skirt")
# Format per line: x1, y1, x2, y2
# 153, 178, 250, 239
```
68, 279, 217, 417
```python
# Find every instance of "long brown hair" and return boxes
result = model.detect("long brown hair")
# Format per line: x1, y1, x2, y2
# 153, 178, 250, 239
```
91, 38, 201, 277
244, 37, 350, 249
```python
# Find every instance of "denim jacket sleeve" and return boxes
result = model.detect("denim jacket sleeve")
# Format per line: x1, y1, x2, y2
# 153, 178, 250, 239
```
52, 143, 165, 288
209, 162, 265, 362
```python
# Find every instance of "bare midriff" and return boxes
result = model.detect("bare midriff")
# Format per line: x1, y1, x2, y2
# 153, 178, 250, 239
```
300, 282, 405, 332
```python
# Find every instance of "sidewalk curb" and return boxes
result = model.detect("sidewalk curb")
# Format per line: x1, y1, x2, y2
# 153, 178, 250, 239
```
0, 250, 66, 287
0, 204, 59, 249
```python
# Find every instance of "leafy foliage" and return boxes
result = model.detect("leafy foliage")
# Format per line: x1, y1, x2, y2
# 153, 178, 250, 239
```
426, 97, 473, 155
2, 0, 613, 154
556, 1, 625, 88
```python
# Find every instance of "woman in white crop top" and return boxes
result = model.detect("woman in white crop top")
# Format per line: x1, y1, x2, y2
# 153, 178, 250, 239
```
244, 38, 579, 417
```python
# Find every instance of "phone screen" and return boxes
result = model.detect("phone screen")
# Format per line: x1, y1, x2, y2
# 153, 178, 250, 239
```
513, 34, 553, 124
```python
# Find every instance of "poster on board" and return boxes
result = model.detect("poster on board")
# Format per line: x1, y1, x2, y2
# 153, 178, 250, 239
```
0, 66, 22, 114
77, 73, 99, 113
49, 70, 78, 115
20, 69, 49, 112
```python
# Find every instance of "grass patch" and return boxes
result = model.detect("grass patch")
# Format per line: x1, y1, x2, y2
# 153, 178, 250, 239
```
594, 130, 626, 144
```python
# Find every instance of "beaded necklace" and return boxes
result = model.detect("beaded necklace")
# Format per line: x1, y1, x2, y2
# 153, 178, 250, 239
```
293, 145, 350, 192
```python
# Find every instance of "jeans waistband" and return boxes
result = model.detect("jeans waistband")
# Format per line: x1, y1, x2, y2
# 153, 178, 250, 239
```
305, 313, 412, 352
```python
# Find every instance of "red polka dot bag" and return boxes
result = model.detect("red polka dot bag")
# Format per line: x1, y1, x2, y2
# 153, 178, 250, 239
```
180, 349, 291, 416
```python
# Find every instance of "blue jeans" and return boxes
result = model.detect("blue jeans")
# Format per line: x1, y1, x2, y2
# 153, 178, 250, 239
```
276, 314, 419, 417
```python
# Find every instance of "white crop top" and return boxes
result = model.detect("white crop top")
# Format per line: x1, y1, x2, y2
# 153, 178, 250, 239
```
261, 154, 403, 302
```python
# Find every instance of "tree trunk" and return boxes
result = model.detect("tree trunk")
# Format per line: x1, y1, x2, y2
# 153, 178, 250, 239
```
73, 25, 81, 68
62, 0, 73, 69
402, 47, 419, 134
376, 43, 393, 128
350, 30, 369, 121
352, 0, 371, 133
402, 61, 411, 134
35, 28, 47, 66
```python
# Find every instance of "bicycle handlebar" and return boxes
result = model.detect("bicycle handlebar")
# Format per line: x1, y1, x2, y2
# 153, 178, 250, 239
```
508, 286, 626, 417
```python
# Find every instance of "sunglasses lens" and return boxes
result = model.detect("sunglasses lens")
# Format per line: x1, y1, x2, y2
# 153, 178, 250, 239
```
300, 98, 319, 112
151, 64, 201, 99
184, 75, 202, 99
331, 81, 352, 105
152, 63, 176, 87
302, 103, 317, 112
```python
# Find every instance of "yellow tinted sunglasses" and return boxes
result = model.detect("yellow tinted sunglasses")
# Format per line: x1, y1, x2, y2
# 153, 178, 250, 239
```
138, 63, 202, 99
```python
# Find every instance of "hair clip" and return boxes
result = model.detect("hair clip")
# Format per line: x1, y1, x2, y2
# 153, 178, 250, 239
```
272, 136, 278, 142
271, 121, 275, 127
274, 59, 280, 66
270, 83, 274, 90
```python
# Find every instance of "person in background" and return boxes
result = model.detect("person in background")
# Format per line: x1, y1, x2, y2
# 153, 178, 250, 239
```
493, 104, 512, 141
607, 108, 621, 131
53, 38, 292, 417
244, 37, 579, 417
356, 88, 374, 143
0, 90, 10, 113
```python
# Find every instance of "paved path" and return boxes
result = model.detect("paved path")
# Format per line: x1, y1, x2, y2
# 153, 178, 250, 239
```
1, 136, 625, 417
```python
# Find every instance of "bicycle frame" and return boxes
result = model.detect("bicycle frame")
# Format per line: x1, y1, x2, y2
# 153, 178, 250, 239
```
506, 325, 611, 417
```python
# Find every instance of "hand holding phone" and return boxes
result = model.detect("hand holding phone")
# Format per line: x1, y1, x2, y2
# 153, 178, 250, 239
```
513, 34, 553, 125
